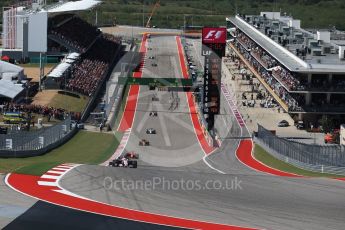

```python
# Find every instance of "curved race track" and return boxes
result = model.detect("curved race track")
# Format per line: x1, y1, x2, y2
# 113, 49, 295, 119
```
6, 35, 345, 230
59, 35, 345, 230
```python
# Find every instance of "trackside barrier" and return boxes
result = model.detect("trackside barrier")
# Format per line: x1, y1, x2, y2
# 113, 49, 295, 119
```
256, 124, 345, 175
0, 117, 77, 157
0, 41, 123, 157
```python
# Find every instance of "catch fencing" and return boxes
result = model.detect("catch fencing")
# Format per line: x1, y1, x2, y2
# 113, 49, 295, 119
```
256, 124, 345, 175
0, 117, 76, 157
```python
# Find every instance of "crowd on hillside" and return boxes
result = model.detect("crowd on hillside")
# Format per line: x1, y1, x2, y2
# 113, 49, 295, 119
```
0, 102, 67, 120
49, 16, 101, 53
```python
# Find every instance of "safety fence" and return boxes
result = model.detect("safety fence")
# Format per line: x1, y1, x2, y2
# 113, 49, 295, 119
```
0, 41, 124, 157
0, 117, 77, 157
256, 124, 345, 175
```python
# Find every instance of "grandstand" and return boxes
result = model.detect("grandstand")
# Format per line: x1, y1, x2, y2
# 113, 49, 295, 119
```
2, 0, 122, 99
227, 13, 345, 125
0, 0, 123, 155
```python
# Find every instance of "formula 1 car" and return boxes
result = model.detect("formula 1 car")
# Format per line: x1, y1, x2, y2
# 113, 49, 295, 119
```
108, 159, 137, 168
125, 151, 139, 159
146, 128, 156, 134
149, 111, 158, 117
139, 139, 150, 146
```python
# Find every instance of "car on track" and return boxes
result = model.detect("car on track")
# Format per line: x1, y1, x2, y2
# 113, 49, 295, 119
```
146, 128, 156, 134
278, 120, 289, 127
152, 95, 159, 101
149, 111, 158, 117
139, 139, 150, 146
152, 63, 157, 67
125, 151, 139, 159
108, 159, 137, 168
148, 56, 155, 59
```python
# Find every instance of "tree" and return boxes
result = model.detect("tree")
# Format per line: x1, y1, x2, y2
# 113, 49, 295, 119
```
320, 115, 334, 133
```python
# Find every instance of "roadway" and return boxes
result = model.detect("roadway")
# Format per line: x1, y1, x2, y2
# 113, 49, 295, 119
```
0, 175, 36, 228
121, 35, 206, 167
60, 35, 345, 230
7, 34, 345, 230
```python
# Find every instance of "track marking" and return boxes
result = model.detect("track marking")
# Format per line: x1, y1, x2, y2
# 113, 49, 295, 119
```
136, 102, 152, 133
6, 171, 254, 230
202, 156, 226, 174
158, 106, 172, 147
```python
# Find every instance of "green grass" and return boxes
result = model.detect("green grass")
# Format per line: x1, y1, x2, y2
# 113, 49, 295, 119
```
81, 0, 345, 30
48, 93, 89, 113
254, 144, 343, 178
1, 1, 345, 30
0, 131, 120, 175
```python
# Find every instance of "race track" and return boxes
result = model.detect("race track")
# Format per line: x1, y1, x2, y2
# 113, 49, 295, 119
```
6, 35, 345, 230
60, 35, 345, 230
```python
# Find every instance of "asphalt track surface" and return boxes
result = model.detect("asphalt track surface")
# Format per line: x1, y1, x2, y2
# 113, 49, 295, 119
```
5, 35, 345, 230
0, 175, 36, 228
4, 201, 185, 230
59, 35, 345, 230
121, 35, 207, 167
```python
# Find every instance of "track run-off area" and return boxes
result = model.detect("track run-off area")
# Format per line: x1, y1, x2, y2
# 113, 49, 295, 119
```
5, 34, 345, 230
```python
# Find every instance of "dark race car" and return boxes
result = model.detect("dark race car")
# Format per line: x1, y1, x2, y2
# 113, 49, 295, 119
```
146, 128, 156, 134
149, 111, 158, 117
139, 139, 150, 146
108, 158, 137, 168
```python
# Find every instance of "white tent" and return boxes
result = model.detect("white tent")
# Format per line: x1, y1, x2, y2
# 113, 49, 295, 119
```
47, 62, 71, 78
0, 80, 24, 99
0, 61, 25, 80
66, 52, 80, 60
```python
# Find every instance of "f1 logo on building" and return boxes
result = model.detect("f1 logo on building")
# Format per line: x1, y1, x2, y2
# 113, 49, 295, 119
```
202, 27, 227, 44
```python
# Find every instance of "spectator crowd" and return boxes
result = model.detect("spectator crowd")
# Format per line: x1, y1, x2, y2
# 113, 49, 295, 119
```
66, 34, 122, 96
1, 102, 67, 120
234, 40, 301, 111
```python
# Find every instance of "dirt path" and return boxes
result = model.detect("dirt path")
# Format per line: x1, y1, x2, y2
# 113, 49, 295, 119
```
32, 90, 59, 106
24, 66, 54, 82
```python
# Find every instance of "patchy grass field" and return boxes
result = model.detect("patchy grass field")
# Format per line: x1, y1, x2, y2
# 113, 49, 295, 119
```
48, 92, 89, 113
0, 131, 120, 175
32, 90, 89, 113
254, 144, 343, 178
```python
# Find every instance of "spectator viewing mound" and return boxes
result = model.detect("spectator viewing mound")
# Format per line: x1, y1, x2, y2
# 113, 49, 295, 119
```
32, 90, 88, 113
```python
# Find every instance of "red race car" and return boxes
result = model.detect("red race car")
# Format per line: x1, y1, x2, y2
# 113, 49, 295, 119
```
125, 151, 139, 159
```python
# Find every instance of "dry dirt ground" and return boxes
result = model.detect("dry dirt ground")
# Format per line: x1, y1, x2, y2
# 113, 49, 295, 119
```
32, 90, 58, 106
24, 66, 54, 82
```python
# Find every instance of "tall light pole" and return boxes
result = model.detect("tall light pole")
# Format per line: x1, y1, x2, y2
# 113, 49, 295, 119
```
142, 0, 145, 27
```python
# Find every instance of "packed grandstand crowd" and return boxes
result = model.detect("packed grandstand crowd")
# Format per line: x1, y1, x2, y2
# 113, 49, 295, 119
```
66, 34, 122, 96
0, 16, 122, 123
47, 14, 123, 96
234, 40, 301, 111
235, 30, 345, 92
